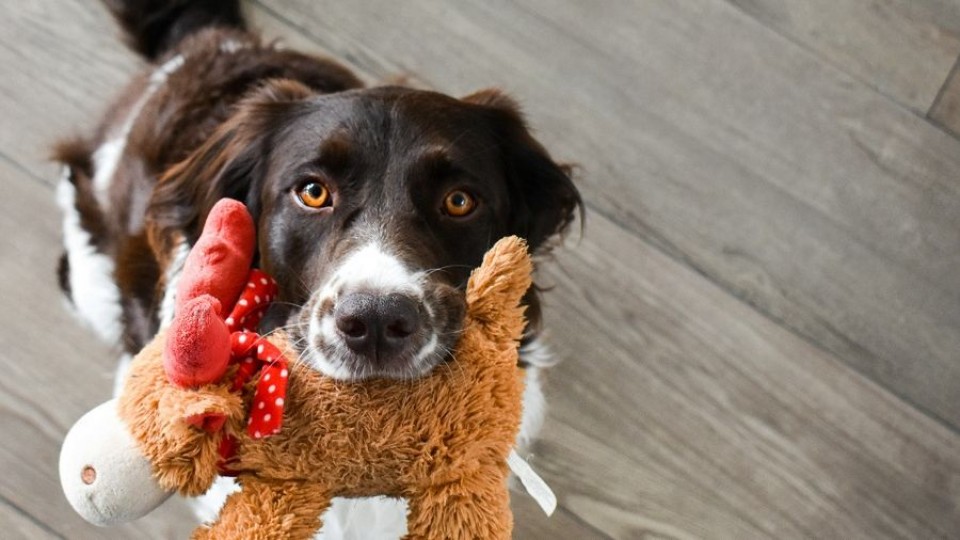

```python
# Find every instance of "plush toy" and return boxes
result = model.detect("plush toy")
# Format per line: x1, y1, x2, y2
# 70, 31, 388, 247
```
60, 199, 545, 539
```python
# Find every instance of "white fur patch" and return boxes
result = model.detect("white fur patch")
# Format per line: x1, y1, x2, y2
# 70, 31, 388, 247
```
317, 498, 408, 539
309, 315, 358, 380
518, 366, 546, 450
158, 241, 190, 329
307, 242, 432, 379
218, 39, 250, 54
90, 139, 125, 211
190, 477, 240, 525
92, 54, 187, 211
64, 55, 190, 340
321, 243, 423, 299
56, 169, 124, 345
519, 335, 558, 368
112, 353, 133, 398
517, 337, 553, 449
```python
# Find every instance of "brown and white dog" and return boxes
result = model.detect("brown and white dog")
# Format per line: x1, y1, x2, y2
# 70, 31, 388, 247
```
56, 0, 581, 536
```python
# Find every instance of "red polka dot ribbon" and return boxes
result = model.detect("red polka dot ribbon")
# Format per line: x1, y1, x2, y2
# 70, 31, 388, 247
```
229, 332, 288, 439
214, 269, 289, 475
225, 269, 276, 334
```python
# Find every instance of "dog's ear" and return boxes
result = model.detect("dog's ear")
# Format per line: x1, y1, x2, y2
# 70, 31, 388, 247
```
462, 88, 583, 252
148, 79, 315, 257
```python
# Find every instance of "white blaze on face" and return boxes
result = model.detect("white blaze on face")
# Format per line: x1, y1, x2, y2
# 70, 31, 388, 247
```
307, 242, 431, 379
320, 243, 423, 299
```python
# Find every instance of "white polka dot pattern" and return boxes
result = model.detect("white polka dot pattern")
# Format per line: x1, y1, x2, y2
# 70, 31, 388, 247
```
229, 324, 288, 440
224, 269, 277, 334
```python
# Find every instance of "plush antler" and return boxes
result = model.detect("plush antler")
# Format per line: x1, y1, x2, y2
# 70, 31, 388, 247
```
164, 199, 256, 387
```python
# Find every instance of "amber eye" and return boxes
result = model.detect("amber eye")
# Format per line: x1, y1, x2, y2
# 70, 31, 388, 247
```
296, 181, 331, 209
443, 190, 477, 217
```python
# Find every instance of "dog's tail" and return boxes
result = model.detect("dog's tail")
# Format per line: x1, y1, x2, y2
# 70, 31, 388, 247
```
102, 0, 246, 61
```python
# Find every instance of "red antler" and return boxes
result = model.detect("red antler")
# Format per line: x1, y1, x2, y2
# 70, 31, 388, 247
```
176, 199, 256, 310
164, 199, 256, 388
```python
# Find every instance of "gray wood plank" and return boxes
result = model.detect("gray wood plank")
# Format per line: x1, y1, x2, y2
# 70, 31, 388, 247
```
0, 497, 60, 540
723, 0, 960, 112
0, 0, 141, 184
0, 0, 412, 186
530, 215, 960, 538
0, 163, 193, 539
246, 4, 391, 88
929, 54, 960, 136
511, 495, 609, 540
257, 0, 960, 433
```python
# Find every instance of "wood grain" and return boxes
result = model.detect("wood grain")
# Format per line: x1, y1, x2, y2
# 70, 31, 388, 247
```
724, 0, 960, 112
0, 162, 194, 539
0, 497, 60, 540
256, 0, 960, 432
929, 55, 960, 136
511, 495, 609, 540
532, 215, 960, 538
0, 0, 140, 184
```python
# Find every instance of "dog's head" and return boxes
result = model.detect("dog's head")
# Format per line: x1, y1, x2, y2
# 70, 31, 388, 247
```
150, 80, 580, 380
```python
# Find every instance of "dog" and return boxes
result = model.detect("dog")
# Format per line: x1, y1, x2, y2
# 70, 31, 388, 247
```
55, 0, 581, 537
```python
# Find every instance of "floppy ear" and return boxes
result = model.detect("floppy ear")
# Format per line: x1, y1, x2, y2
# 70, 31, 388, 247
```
462, 89, 583, 252
148, 79, 315, 257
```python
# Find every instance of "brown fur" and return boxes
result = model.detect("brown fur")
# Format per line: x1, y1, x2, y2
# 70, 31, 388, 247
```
117, 236, 532, 539
59, 26, 580, 364
56, 28, 365, 354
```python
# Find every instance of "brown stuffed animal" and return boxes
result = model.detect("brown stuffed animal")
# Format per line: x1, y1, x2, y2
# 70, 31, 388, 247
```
116, 234, 533, 539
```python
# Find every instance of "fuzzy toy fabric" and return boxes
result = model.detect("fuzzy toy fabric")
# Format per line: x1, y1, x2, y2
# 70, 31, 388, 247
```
115, 233, 532, 539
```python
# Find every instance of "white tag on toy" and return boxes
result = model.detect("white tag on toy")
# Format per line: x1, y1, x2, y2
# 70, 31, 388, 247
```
508, 450, 557, 516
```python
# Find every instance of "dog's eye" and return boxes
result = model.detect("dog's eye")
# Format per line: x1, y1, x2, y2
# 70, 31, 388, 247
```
295, 181, 331, 209
442, 190, 477, 217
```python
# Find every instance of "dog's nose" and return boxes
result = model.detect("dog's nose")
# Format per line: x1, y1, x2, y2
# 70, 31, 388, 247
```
334, 293, 421, 360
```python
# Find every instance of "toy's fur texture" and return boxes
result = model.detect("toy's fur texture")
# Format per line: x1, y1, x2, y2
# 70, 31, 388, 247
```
117, 236, 532, 539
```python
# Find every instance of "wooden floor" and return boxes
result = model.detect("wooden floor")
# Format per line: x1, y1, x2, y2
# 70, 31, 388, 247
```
3, 0, 960, 538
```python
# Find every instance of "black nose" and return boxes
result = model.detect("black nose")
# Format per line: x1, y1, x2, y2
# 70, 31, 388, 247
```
334, 293, 421, 361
